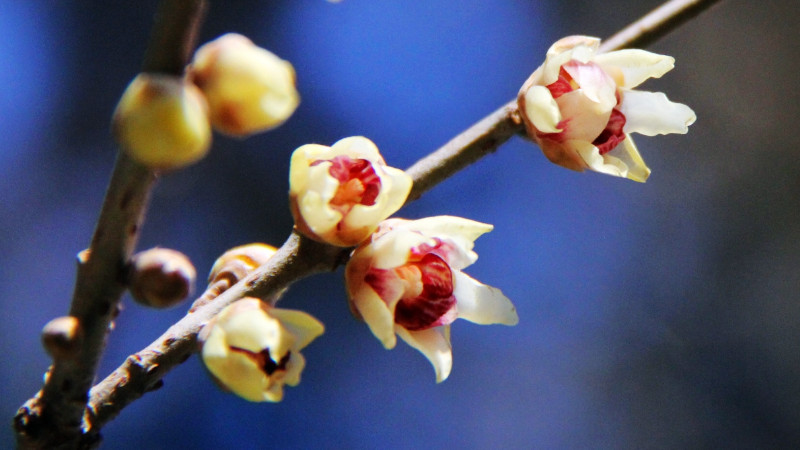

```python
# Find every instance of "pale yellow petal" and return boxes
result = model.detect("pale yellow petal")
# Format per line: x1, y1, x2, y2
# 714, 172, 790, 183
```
523, 85, 562, 133
452, 271, 518, 326
594, 49, 674, 89
268, 308, 325, 350
350, 283, 397, 349
607, 135, 651, 182
571, 140, 629, 179
395, 326, 453, 383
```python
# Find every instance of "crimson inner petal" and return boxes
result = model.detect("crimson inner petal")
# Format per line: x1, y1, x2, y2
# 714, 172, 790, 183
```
593, 108, 627, 155
546, 67, 577, 99
321, 155, 381, 206
394, 253, 455, 331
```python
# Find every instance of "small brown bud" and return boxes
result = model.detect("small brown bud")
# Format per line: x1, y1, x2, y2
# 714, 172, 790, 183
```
129, 248, 196, 309
42, 316, 82, 360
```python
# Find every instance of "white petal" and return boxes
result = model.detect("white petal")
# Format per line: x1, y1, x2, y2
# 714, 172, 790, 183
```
571, 140, 629, 179
523, 85, 562, 133
563, 62, 617, 108
395, 326, 453, 383
594, 49, 674, 88
369, 228, 427, 269
406, 215, 493, 243
327, 135, 384, 162
540, 36, 600, 84
453, 271, 518, 326
606, 135, 650, 182
620, 90, 697, 136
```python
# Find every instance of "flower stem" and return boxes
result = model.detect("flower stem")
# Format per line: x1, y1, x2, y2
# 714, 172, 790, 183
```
13, 1, 207, 449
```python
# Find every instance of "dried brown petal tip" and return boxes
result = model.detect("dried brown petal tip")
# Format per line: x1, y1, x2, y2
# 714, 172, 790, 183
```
42, 316, 82, 360
129, 248, 197, 309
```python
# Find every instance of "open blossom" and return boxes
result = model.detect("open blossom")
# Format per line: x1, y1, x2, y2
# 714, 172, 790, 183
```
199, 297, 324, 402
345, 216, 518, 382
289, 136, 413, 247
517, 35, 696, 182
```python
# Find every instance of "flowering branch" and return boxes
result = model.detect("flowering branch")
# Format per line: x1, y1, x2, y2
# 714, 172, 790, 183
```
13, 1, 208, 449
81, 0, 721, 436
15, 0, 722, 446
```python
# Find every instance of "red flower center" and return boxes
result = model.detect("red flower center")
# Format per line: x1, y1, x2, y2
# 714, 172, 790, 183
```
311, 156, 381, 215
392, 253, 456, 331
592, 108, 626, 155
365, 251, 456, 331
544, 65, 627, 154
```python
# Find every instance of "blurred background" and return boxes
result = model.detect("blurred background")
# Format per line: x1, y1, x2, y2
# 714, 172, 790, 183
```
2, 0, 799, 447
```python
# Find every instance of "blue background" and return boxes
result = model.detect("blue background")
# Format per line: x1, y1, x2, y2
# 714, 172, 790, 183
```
3, 0, 800, 447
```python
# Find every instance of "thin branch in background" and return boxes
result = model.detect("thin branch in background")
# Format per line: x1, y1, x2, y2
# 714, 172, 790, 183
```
80, 0, 724, 438
13, 1, 208, 449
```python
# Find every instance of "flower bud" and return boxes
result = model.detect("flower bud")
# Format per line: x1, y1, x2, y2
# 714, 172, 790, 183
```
190, 243, 279, 312
128, 248, 196, 309
42, 316, 82, 360
188, 33, 300, 136
289, 136, 412, 247
112, 73, 212, 170
199, 297, 324, 402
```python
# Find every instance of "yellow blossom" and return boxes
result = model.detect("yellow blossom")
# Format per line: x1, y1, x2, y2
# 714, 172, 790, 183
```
289, 136, 412, 247
199, 298, 324, 402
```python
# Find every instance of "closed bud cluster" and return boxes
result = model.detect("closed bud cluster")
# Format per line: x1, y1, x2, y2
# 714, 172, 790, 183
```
189, 33, 300, 137
128, 248, 196, 309
112, 73, 212, 170
199, 297, 324, 402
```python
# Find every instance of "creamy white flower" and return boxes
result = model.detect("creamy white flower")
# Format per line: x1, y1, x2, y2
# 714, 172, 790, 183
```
289, 136, 413, 247
199, 298, 324, 402
189, 33, 299, 136
517, 35, 696, 182
345, 216, 518, 382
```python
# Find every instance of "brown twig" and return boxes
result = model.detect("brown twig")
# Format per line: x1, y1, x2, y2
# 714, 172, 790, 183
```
13, 1, 208, 449
21, 0, 723, 445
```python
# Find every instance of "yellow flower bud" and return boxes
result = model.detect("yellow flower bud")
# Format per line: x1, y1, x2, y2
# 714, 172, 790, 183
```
112, 73, 212, 171
188, 33, 300, 136
190, 243, 280, 312
128, 248, 197, 309
199, 298, 324, 402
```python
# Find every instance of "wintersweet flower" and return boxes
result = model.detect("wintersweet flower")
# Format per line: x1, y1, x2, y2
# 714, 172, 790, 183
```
345, 216, 518, 382
289, 136, 413, 247
112, 73, 211, 170
199, 297, 324, 402
189, 33, 300, 137
517, 35, 696, 182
